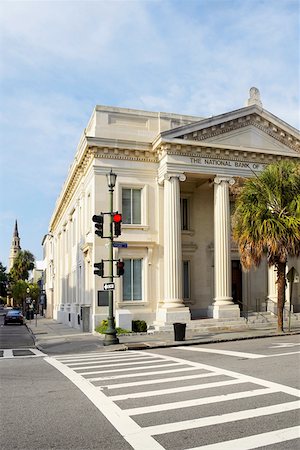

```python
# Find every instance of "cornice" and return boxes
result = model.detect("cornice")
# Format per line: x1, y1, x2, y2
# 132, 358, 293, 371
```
179, 113, 300, 153
89, 145, 158, 163
50, 142, 159, 231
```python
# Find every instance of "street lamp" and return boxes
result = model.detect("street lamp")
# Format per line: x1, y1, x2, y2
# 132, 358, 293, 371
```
104, 170, 119, 346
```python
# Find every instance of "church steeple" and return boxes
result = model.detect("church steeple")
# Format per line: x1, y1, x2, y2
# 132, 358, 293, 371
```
9, 220, 21, 270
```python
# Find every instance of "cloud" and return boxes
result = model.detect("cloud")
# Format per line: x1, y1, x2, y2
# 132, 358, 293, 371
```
0, 0, 299, 265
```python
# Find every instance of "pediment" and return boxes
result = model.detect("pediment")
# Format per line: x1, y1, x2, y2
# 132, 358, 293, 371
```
161, 105, 300, 155
203, 125, 293, 154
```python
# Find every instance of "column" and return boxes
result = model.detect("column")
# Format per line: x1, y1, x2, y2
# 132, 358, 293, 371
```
208, 176, 240, 319
155, 172, 191, 328
163, 173, 186, 307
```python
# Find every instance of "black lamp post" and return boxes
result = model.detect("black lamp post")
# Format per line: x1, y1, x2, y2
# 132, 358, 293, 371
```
104, 170, 119, 346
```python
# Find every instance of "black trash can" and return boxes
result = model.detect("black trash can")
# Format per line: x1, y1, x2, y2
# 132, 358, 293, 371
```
173, 323, 186, 341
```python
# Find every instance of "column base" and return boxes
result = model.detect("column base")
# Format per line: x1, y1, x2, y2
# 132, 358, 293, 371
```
154, 306, 191, 331
208, 303, 240, 319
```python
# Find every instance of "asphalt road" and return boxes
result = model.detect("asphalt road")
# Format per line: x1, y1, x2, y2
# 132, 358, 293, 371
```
1, 335, 299, 449
0, 310, 34, 350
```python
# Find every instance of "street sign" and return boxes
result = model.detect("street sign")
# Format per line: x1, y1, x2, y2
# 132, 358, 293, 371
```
103, 282, 115, 291
113, 242, 128, 248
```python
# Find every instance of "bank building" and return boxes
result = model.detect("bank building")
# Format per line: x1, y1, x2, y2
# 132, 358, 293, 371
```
43, 88, 300, 332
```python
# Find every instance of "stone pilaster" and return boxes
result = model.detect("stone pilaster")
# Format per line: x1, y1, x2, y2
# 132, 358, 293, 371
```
208, 176, 240, 319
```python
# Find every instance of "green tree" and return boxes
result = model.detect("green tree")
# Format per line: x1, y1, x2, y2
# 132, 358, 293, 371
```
0, 262, 8, 298
232, 160, 300, 332
11, 280, 28, 307
9, 250, 35, 281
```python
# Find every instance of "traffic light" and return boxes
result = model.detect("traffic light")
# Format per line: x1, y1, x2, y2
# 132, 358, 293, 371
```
113, 213, 122, 237
94, 261, 104, 277
116, 260, 125, 276
92, 214, 104, 237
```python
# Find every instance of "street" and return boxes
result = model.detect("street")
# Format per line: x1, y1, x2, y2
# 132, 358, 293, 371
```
1, 328, 299, 449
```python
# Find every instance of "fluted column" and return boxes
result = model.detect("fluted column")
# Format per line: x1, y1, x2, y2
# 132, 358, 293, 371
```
163, 173, 186, 307
208, 176, 240, 319
213, 176, 234, 304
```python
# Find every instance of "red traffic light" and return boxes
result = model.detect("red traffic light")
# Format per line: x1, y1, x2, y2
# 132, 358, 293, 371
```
113, 213, 122, 223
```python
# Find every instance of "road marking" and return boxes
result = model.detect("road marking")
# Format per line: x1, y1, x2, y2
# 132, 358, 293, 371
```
61, 354, 155, 365
69, 357, 165, 370
104, 372, 213, 390
186, 426, 300, 450
45, 356, 164, 450
177, 347, 263, 358
145, 401, 300, 435
48, 350, 300, 450
180, 346, 300, 359
55, 350, 148, 361
125, 387, 276, 415
269, 342, 300, 348
88, 366, 201, 381
80, 361, 183, 376
110, 378, 245, 401
0, 348, 47, 359
148, 350, 300, 397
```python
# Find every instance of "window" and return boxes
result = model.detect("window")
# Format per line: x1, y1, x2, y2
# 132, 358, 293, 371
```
183, 260, 190, 300
122, 188, 141, 224
180, 198, 190, 230
123, 259, 142, 301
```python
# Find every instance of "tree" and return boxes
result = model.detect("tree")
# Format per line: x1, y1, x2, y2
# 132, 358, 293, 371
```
11, 280, 28, 307
0, 262, 8, 299
9, 250, 35, 281
232, 160, 300, 332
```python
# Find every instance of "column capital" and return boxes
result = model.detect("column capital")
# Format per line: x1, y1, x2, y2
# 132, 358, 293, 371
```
214, 175, 235, 186
164, 173, 186, 182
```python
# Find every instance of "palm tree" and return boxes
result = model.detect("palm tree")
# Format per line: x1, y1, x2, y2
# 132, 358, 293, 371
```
9, 250, 35, 282
232, 160, 300, 332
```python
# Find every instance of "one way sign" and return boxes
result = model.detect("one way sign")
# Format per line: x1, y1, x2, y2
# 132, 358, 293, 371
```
103, 282, 115, 291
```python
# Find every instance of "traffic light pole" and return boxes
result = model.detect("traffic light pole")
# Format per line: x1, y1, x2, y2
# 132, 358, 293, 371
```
103, 184, 119, 346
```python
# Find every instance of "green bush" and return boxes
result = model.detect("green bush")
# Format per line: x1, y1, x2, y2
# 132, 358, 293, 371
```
132, 320, 147, 332
95, 319, 130, 335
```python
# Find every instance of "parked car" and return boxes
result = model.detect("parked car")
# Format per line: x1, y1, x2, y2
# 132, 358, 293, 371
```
4, 310, 24, 325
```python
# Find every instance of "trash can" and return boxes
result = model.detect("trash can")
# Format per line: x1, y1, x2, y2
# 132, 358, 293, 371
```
173, 323, 186, 341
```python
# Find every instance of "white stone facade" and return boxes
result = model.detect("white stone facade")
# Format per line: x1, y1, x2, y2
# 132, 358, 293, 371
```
43, 91, 300, 331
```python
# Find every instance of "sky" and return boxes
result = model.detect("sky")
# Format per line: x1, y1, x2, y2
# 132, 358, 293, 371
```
0, 0, 299, 268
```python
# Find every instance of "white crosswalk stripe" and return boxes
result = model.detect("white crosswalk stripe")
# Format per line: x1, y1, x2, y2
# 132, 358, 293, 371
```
47, 350, 300, 450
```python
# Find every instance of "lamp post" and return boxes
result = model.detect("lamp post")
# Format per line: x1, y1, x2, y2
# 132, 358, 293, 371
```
104, 170, 119, 346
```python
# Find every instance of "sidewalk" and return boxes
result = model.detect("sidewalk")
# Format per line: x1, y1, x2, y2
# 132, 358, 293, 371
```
26, 315, 300, 353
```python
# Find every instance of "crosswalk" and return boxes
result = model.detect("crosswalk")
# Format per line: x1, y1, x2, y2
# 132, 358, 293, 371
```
46, 349, 300, 450
0, 348, 46, 358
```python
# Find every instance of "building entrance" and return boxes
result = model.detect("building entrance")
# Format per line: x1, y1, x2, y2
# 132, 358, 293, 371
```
232, 260, 243, 310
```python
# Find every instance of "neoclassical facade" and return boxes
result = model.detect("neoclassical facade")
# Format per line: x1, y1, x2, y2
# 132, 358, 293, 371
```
43, 89, 300, 331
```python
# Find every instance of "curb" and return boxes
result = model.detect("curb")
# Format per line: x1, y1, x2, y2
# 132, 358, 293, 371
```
99, 329, 300, 352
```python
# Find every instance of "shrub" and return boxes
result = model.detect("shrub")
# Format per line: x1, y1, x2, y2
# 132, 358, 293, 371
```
132, 320, 147, 332
95, 319, 130, 335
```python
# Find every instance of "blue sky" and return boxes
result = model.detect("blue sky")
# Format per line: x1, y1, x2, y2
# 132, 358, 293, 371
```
0, 0, 299, 268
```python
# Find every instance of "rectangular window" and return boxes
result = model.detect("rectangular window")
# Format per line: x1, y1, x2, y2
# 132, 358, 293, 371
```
122, 188, 141, 224
180, 198, 189, 230
183, 260, 190, 299
123, 259, 142, 301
